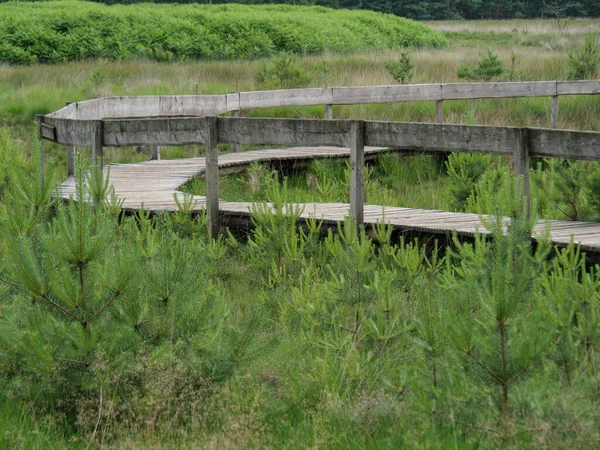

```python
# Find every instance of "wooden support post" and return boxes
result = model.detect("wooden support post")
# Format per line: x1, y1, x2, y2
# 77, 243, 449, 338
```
151, 145, 160, 160
65, 103, 75, 177
435, 100, 444, 124
513, 128, 530, 218
204, 116, 220, 237
91, 120, 104, 170
35, 115, 45, 190
551, 95, 559, 129
324, 104, 333, 120
230, 111, 240, 153
349, 120, 365, 226
66, 146, 75, 176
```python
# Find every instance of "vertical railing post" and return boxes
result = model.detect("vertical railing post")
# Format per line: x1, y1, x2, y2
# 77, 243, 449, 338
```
35, 115, 45, 191
436, 100, 444, 124
349, 120, 365, 226
551, 95, 559, 129
230, 110, 240, 153
66, 146, 75, 177
151, 145, 160, 160
324, 104, 333, 120
65, 102, 75, 177
91, 120, 103, 170
204, 116, 220, 237
513, 128, 530, 218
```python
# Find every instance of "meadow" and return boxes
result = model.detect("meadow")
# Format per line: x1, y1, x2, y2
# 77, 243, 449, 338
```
1, 9, 600, 448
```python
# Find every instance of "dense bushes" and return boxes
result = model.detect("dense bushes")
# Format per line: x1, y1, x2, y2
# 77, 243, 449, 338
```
0, 1, 447, 65
2, 127, 600, 446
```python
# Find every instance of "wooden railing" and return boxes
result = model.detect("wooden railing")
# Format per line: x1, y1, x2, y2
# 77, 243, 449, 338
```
38, 80, 600, 235
38, 114, 600, 235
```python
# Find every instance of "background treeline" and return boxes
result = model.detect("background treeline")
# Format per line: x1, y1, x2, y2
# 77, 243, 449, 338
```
0, 2, 446, 65
2, 0, 599, 20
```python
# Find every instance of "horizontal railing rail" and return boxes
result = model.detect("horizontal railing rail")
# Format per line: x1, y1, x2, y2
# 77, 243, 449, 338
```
46, 80, 600, 121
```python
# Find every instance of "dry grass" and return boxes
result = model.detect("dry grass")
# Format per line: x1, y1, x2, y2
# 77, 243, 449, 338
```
426, 18, 600, 34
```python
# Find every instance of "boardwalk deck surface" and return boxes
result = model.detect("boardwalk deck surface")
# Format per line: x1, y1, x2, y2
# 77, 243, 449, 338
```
58, 146, 600, 252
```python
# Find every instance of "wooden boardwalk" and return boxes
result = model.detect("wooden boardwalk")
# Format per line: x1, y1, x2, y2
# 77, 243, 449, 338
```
59, 145, 600, 253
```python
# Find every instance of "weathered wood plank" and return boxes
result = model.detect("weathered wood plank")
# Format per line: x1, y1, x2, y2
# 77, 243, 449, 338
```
159, 95, 228, 117
40, 123, 56, 141
66, 146, 75, 176
205, 117, 220, 237
91, 121, 103, 170
217, 117, 351, 147
513, 128, 530, 215
103, 118, 205, 146
41, 117, 97, 146
442, 81, 556, 100
333, 84, 442, 104
364, 122, 517, 155
436, 100, 444, 124
551, 96, 559, 129
350, 121, 365, 225
151, 145, 160, 161
238, 88, 332, 109
557, 80, 600, 95
529, 128, 600, 161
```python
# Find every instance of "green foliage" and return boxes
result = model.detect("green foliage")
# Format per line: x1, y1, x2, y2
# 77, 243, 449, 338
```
385, 51, 414, 84
442, 152, 494, 211
254, 51, 312, 90
458, 50, 506, 81
0, 2, 447, 65
567, 33, 600, 80
0, 142, 269, 430
532, 159, 598, 221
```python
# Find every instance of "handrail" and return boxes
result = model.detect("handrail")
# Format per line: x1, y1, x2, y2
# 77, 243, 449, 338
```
46, 80, 600, 121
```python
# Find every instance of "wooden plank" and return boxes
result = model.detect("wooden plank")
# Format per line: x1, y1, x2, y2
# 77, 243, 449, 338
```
151, 146, 160, 161
324, 104, 333, 120
40, 123, 56, 141
158, 95, 228, 117
557, 80, 600, 95
529, 128, 600, 161
442, 81, 556, 100
551, 96, 559, 129
238, 88, 332, 109
333, 84, 442, 105
103, 117, 205, 147
41, 117, 97, 146
91, 120, 103, 170
205, 117, 220, 237
66, 146, 75, 176
435, 100, 444, 124
226, 92, 241, 112
102, 96, 160, 119
364, 122, 517, 155
513, 128, 530, 215
217, 117, 351, 147
230, 111, 240, 153
350, 121, 365, 225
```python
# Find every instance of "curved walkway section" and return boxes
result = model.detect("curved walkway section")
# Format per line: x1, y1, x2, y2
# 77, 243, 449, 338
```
58, 145, 600, 253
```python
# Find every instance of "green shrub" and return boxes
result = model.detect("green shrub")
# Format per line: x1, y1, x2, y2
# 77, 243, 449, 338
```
254, 51, 312, 90
0, 2, 447, 65
567, 33, 600, 80
458, 50, 506, 81
385, 52, 414, 84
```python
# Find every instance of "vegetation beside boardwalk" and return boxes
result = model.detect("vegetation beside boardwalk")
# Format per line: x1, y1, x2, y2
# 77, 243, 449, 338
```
1, 16, 600, 448
0, 1, 446, 65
